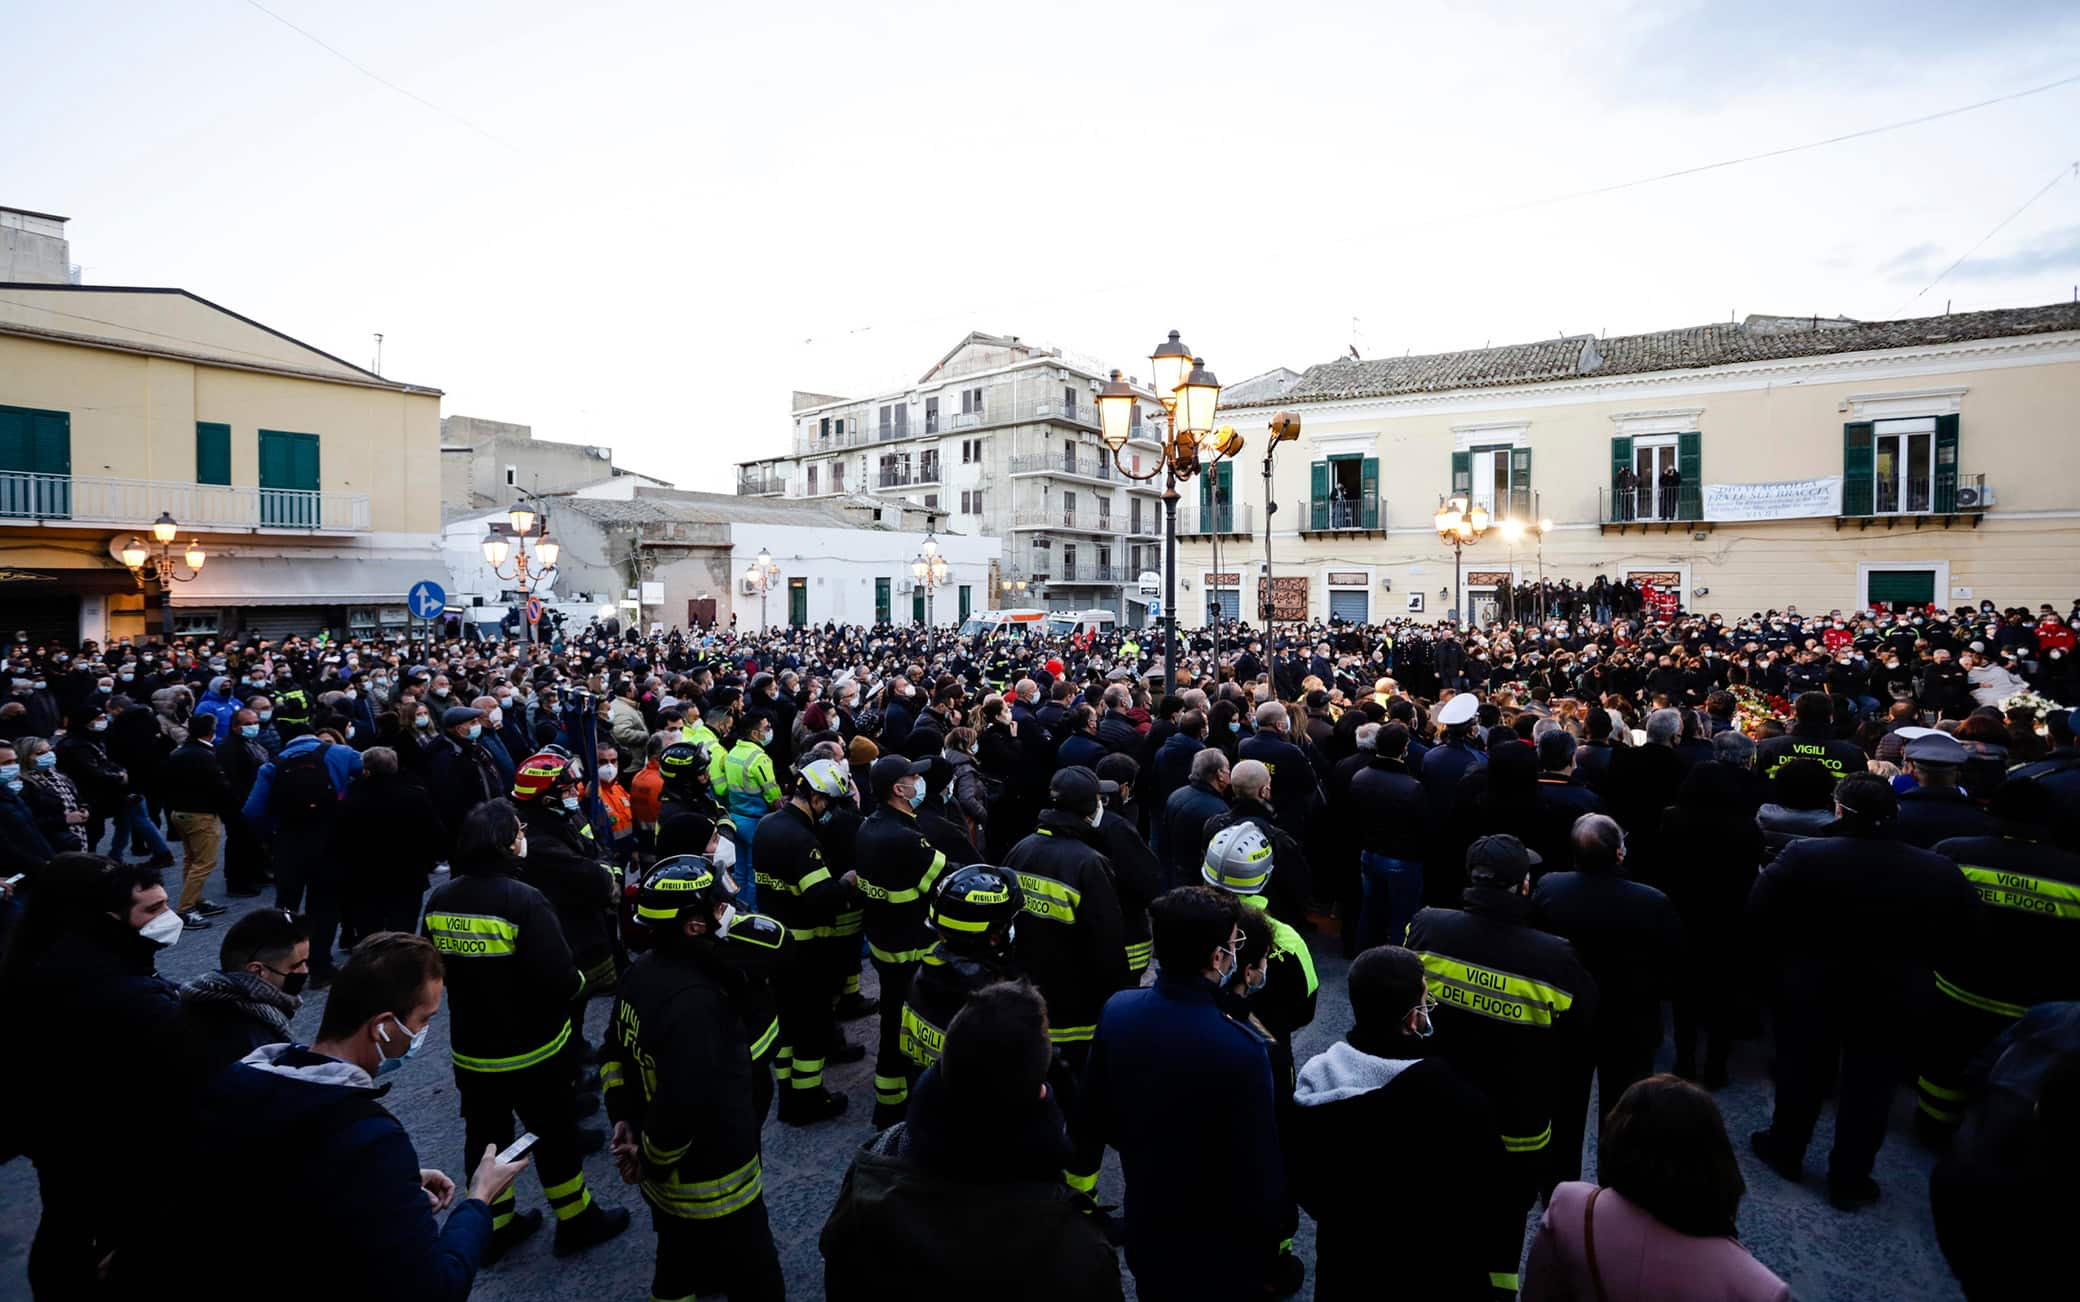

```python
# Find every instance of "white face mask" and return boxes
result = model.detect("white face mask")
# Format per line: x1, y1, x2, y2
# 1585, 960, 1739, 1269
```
714, 903, 738, 938
597, 764, 617, 782
487, 709, 503, 728
1087, 804, 1104, 828
710, 837, 738, 871
513, 833, 528, 859
139, 908, 184, 948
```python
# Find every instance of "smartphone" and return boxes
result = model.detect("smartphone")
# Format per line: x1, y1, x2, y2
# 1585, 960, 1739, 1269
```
3, 873, 24, 886
497, 1132, 539, 1164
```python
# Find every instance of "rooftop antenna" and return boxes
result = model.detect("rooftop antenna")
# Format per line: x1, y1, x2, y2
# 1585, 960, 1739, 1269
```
372, 332, 384, 375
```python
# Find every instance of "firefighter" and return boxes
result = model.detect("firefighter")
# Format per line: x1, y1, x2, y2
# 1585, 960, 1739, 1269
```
753, 757, 860, 1125
855, 753, 949, 1127
719, 712, 782, 913
1201, 822, 1320, 1045
602, 856, 785, 1302
1003, 765, 1130, 1073
1405, 834, 1597, 1242
511, 748, 622, 1059
656, 740, 723, 839
900, 863, 1027, 1080
1915, 779, 2080, 1138
420, 798, 630, 1260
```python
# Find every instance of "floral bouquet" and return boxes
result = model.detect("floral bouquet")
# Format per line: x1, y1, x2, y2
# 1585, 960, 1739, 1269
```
1999, 689, 2067, 720
1730, 684, 1791, 738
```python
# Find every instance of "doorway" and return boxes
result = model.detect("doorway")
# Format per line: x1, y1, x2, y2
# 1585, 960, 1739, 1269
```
686, 597, 717, 628
787, 577, 808, 627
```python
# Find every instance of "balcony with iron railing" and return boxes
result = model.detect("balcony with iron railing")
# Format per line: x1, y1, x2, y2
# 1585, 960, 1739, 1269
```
1297, 493, 1388, 537
1842, 471, 1987, 527
1599, 484, 1703, 532
1175, 502, 1254, 538
0, 472, 371, 532
736, 467, 786, 496
1037, 560, 1128, 585
1007, 450, 1116, 483
798, 394, 1100, 455
875, 460, 943, 489
1010, 507, 1119, 533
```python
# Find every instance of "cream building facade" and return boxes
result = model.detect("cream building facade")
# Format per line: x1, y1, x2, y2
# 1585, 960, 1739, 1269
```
1175, 304, 2080, 626
0, 280, 444, 642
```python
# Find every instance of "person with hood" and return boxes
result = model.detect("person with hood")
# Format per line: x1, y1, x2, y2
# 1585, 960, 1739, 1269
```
191, 674, 240, 743
821, 979, 1121, 1302
1290, 945, 1515, 1299
1004, 765, 1130, 1076
7, 855, 185, 1295
420, 798, 629, 1260
243, 727, 363, 982
190, 932, 531, 1299
178, 907, 309, 1086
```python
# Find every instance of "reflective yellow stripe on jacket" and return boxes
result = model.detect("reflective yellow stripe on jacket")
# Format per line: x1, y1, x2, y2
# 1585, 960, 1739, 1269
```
1933, 970, 2031, 1020
855, 850, 950, 906
423, 912, 519, 958
450, 1019, 573, 1074
1418, 951, 1574, 1027
1015, 871, 1082, 925
1957, 865, 2080, 919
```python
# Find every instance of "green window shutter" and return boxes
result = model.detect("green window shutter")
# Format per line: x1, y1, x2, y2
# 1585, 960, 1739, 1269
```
1309, 460, 1329, 529
875, 577, 891, 623
1932, 413, 1959, 512
1509, 446, 1532, 519
958, 585, 972, 622
259, 430, 321, 527
1841, 422, 1874, 516
0, 406, 72, 519
1199, 468, 1212, 524
1450, 450, 1471, 497
913, 589, 926, 623
196, 422, 232, 486
1359, 456, 1379, 528
1676, 431, 1701, 521
1609, 435, 1633, 515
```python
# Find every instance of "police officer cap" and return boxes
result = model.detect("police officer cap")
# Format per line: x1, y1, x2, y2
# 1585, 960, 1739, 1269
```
1049, 765, 1119, 816
441, 705, 485, 728
869, 754, 932, 798
1465, 834, 1541, 885
1438, 693, 1480, 727
1904, 732, 1968, 765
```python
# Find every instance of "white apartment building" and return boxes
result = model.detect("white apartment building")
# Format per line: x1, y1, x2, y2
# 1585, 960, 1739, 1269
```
737, 332, 1170, 623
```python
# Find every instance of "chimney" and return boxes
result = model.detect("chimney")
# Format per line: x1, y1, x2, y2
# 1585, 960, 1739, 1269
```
1, 207, 77, 284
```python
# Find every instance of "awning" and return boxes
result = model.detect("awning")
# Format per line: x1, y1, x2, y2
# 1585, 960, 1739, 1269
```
168, 556, 437, 607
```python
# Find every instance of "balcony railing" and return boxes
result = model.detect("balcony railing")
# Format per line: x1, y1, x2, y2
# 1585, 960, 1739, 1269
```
1600, 484, 1702, 527
1032, 401, 1097, 429
0, 472, 371, 532
736, 468, 786, 496
1843, 471, 1984, 518
1011, 508, 1117, 532
1042, 562, 1128, 584
1007, 451, 1116, 482
875, 462, 942, 489
1175, 502, 1254, 537
1298, 493, 1387, 534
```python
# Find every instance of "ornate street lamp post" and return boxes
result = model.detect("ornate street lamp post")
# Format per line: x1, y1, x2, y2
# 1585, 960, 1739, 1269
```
1095, 332, 1247, 689
911, 525, 950, 654
481, 499, 561, 644
744, 547, 781, 633
1433, 496, 1491, 625
120, 512, 206, 640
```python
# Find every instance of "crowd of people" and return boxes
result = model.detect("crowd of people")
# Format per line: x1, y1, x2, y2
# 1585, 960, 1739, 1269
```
1, 592, 2077, 1300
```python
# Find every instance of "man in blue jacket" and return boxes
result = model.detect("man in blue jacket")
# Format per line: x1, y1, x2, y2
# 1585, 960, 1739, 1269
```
1076, 885, 1287, 1300
191, 675, 240, 743
191, 933, 530, 1300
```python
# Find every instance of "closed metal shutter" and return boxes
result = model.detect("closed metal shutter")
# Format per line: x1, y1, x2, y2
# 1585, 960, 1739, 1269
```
1329, 589, 1369, 623
0, 591, 80, 644
241, 607, 330, 640
1206, 590, 1240, 621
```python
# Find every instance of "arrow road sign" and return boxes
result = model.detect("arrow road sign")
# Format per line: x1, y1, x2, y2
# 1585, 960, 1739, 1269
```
409, 580, 447, 620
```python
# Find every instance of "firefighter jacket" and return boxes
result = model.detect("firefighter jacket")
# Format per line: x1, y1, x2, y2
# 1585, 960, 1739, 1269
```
1928, 833, 2080, 1020
753, 802, 852, 943
1238, 894, 1319, 1044
854, 803, 951, 965
1404, 889, 1598, 1160
721, 739, 781, 822
517, 800, 620, 974
599, 941, 767, 1224
1005, 808, 1130, 1050
1096, 808, 1160, 975
714, 914, 786, 1120
420, 865, 583, 1075
900, 945, 1018, 1075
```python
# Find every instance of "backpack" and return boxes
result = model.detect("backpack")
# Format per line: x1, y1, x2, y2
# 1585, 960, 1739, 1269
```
269, 743, 337, 822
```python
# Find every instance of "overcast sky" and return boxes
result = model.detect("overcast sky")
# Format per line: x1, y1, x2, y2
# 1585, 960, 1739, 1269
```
7, 1, 2077, 491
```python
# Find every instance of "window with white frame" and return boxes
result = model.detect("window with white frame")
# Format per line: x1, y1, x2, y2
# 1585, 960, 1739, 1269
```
1874, 417, 1934, 515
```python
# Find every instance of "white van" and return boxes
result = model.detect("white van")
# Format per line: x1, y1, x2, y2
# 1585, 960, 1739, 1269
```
956, 608, 1048, 643
1041, 609, 1117, 639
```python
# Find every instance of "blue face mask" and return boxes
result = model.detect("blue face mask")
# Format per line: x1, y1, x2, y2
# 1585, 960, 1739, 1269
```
373, 1015, 430, 1078
562, 794, 581, 812
466, 724, 483, 740
34, 752, 55, 769
1229, 721, 1242, 733
240, 724, 260, 739
907, 785, 927, 811
0, 764, 18, 783
258, 711, 272, 722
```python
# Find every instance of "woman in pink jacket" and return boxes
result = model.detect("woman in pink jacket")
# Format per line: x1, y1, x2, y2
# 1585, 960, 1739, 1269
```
1523, 1075, 1790, 1302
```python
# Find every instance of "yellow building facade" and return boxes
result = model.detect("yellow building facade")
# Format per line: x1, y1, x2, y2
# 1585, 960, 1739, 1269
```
1175, 304, 2080, 626
0, 283, 443, 642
